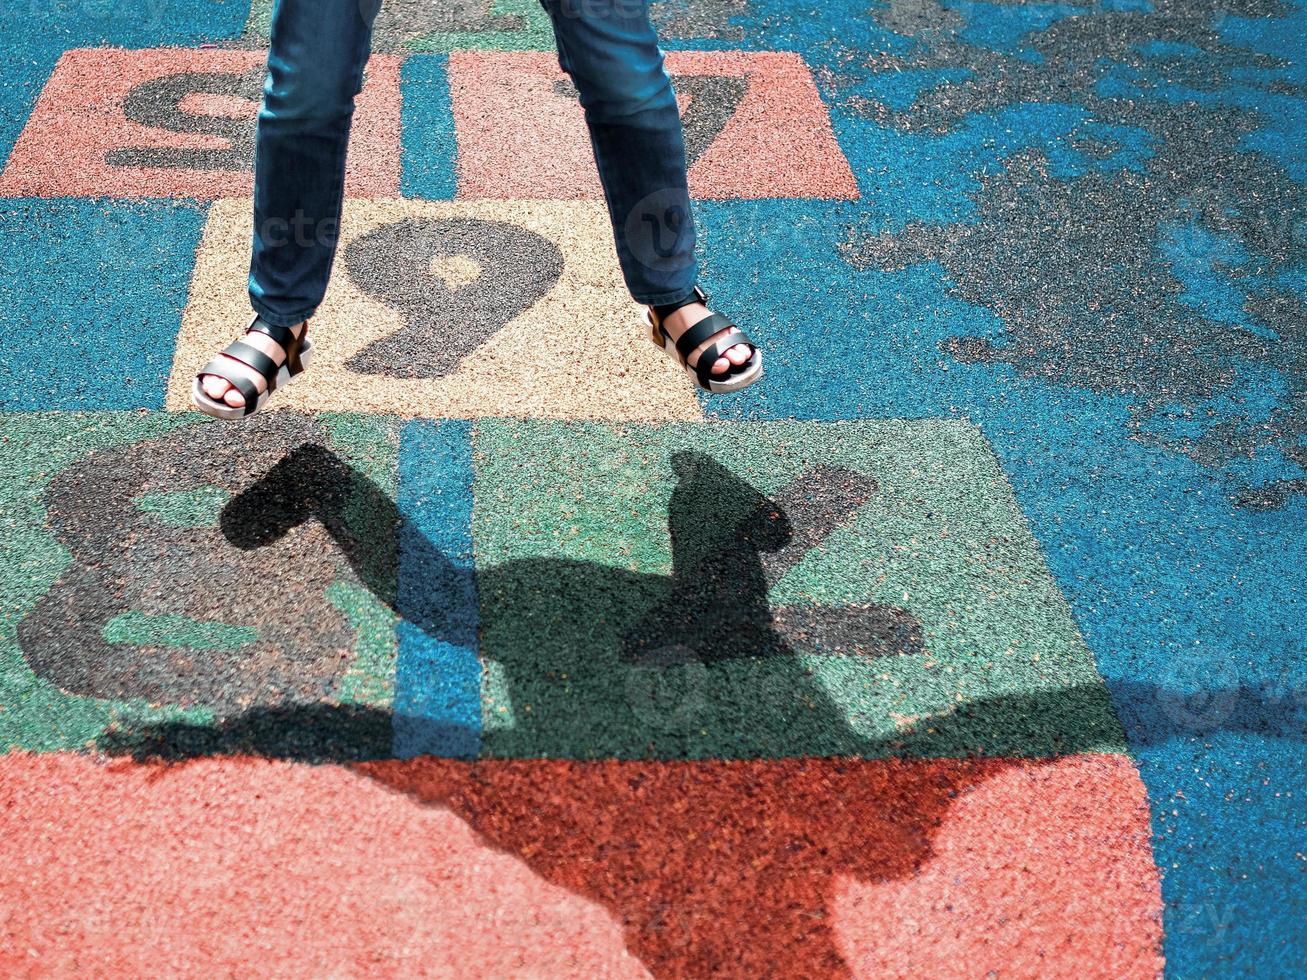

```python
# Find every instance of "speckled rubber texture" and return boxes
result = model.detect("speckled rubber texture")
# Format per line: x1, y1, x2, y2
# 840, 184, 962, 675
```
1, 411, 403, 755
0, 0, 1303, 974
0, 49, 402, 199
1, 751, 1163, 977
470, 419, 1124, 761
168, 197, 704, 419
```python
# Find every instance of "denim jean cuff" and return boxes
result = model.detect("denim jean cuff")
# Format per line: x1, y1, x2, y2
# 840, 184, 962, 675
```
630, 283, 700, 306
250, 300, 316, 328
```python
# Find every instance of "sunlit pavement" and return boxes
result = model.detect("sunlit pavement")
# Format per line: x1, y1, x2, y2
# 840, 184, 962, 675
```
1, 1, 1303, 976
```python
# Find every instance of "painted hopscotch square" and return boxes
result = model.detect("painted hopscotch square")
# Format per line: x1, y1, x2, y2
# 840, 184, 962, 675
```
0, 48, 400, 200
471, 418, 1127, 760
167, 198, 703, 420
0, 198, 206, 412
0, 410, 418, 758
448, 51, 860, 200
0, 752, 1164, 977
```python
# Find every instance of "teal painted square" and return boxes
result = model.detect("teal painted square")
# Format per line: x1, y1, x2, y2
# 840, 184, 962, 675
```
0, 411, 402, 759
472, 418, 1125, 761
0, 199, 206, 411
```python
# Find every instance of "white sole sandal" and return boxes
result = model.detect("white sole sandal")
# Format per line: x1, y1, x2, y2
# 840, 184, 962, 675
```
191, 313, 314, 420
643, 285, 763, 394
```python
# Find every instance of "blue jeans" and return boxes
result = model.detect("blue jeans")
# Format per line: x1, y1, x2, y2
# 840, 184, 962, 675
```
248, 0, 700, 327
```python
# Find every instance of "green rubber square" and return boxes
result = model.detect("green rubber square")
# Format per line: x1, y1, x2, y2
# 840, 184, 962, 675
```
472, 418, 1127, 760
0, 411, 401, 755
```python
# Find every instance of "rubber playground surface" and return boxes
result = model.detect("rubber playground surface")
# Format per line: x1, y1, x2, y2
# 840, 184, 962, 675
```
0, 0, 1303, 976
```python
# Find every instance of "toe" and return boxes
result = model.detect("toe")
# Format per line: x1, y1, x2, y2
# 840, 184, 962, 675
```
711, 355, 731, 375
725, 343, 752, 366
201, 375, 229, 400
222, 387, 246, 408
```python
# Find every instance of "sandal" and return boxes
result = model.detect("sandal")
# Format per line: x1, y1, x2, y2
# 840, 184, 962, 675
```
190, 313, 314, 420
643, 285, 764, 394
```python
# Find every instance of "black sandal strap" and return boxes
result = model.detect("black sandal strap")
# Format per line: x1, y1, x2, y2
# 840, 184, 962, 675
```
223, 341, 281, 388
674, 312, 736, 362
247, 318, 307, 374
285, 321, 307, 374
696, 355, 723, 389
723, 349, 758, 375
694, 331, 754, 387
651, 285, 708, 325
197, 357, 262, 411
247, 319, 296, 349
701, 330, 753, 362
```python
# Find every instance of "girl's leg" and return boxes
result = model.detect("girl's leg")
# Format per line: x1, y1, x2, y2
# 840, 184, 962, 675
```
539, 0, 696, 305
248, 0, 377, 326
201, 0, 375, 408
539, 0, 752, 374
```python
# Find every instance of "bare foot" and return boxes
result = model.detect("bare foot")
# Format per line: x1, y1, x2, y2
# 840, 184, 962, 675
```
198, 318, 307, 408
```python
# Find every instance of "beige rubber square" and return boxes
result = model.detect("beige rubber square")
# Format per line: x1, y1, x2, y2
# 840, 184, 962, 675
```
167, 198, 705, 420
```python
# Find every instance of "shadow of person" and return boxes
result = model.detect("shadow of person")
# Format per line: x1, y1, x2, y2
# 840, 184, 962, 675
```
470, 449, 929, 761
89, 440, 1306, 977
623, 450, 923, 664
210, 442, 926, 760
94, 674, 1304, 976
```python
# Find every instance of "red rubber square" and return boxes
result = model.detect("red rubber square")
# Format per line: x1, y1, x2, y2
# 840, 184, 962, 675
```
0, 48, 401, 199
1, 752, 1161, 976
449, 50, 859, 200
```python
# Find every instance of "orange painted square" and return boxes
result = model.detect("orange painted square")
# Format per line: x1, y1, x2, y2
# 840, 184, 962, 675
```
0, 48, 401, 199
0, 752, 1161, 977
449, 50, 859, 200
